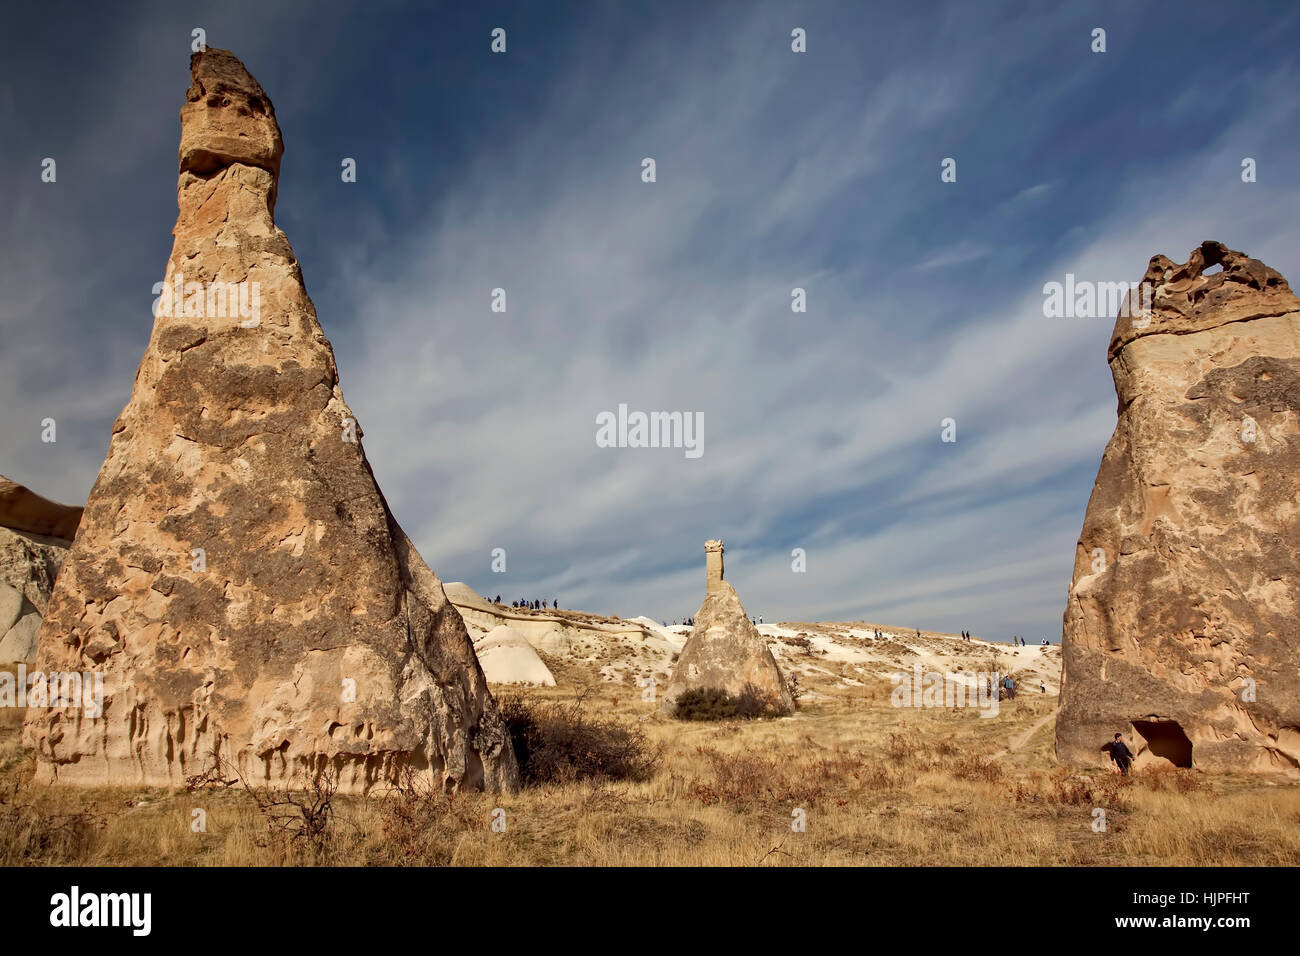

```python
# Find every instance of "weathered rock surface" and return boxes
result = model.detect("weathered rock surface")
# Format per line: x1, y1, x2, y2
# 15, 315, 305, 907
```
0, 476, 77, 663
0, 532, 68, 664
22, 49, 518, 793
662, 540, 794, 715
0, 476, 82, 541
472, 625, 557, 687
1057, 241, 1300, 773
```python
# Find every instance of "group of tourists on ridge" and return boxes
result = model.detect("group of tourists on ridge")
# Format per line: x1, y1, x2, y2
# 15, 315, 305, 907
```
499, 596, 557, 611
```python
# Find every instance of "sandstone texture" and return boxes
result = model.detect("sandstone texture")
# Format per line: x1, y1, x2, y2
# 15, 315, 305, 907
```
472, 625, 557, 687
1057, 241, 1300, 773
0, 476, 82, 541
22, 50, 518, 793
0, 476, 77, 664
662, 541, 794, 715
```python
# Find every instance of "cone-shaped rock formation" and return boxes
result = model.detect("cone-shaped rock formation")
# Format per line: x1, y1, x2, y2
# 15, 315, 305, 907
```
1057, 241, 1300, 772
661, 540, 794, 715
22, 50, 519, 793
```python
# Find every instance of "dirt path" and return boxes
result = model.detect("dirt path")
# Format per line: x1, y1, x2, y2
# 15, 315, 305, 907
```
994, 708, 1058, 758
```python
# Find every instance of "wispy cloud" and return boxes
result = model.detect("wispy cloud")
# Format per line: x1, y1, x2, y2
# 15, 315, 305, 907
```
2, 0, 1297, 641
914, 242, 992, 272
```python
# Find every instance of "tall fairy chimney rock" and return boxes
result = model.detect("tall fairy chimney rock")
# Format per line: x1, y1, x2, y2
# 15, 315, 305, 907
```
661, 541, 795, 716
22, 50, 519, 793
1056, 241, 1300, 773
704, 539, 724, 593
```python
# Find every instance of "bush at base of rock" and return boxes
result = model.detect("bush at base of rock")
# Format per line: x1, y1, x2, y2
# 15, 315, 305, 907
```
672, 685, 785, 721
497, 695, 659, 785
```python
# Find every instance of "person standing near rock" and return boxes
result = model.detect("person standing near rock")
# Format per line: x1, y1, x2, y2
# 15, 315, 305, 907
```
1107, 733, 1134, 775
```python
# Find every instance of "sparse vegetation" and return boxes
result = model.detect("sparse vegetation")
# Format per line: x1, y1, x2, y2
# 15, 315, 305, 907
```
2, 660, 1297, 867
673, 685, 785, 721
187, 755, 339, 860
499, 690, 660, 784
0, 787, 108, 864
376, 768, 485, 864
787, 672, 802, 705
780, 633, 814, 653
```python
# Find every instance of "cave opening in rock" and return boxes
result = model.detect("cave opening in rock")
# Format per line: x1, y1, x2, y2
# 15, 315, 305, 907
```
1133, 718, 1193, 768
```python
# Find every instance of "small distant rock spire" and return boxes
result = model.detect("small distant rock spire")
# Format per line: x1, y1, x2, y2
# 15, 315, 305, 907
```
704, 539, 724, 593
663, 540, 794, 716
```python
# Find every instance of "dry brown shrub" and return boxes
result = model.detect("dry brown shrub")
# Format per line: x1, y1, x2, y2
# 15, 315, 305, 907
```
1009, 769, 1130, 806
885, 733, 919, 762
1136, 767, 1203, 794
377, 767, 483, 864
673, 685, 785, 721
186, 753, 339, 860
684, 748, 876, 812
948, 755, 1004, 782
0, 788, 108, 864
498, 692, 659, 785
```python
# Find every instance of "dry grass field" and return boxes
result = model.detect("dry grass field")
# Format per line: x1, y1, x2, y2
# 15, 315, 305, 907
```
4, 660, 1299, 867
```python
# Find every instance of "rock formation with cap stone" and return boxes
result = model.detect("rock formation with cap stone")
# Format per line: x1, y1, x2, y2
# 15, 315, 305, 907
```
661, 540, 795, 715
1057, 241, 1300, 773
22, 49, 519, 793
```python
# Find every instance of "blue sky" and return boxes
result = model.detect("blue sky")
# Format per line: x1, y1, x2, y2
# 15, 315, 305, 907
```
2, 0, 1298, 639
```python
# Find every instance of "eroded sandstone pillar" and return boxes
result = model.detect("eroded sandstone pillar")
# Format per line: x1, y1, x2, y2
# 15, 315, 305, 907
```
705, 539, 724, 593
1056, 241, 1300, 773
22, 49, 519, 794
663, 539, 794, 715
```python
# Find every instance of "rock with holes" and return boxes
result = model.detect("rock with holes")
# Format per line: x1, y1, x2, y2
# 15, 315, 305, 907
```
22, 49, 519, 794
1057, 241, 1300, 773
661, 540, 795, 716
0, 476, 79, 663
